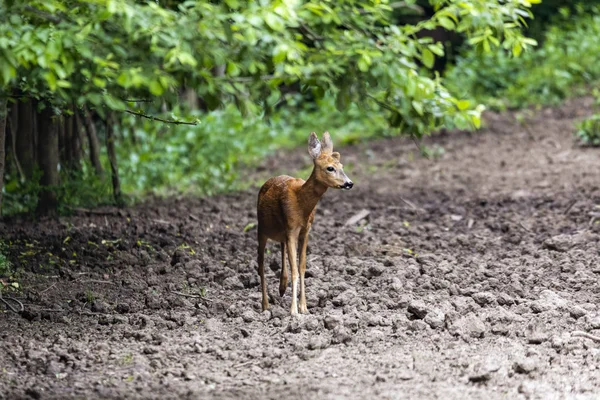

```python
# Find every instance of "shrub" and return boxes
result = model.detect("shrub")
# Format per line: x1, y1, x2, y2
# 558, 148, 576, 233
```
0, 242, 11, 277
116, 94, 390, 198
445, 10, 600, 109
575, 115, 600, 146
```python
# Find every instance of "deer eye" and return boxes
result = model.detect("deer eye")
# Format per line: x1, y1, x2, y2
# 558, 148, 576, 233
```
326, 166, 335, 172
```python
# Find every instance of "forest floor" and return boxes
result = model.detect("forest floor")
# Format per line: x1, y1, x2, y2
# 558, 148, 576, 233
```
2, 97, 600, 400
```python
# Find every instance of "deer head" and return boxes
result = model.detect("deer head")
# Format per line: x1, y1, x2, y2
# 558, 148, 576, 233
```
308, 132, 353, 190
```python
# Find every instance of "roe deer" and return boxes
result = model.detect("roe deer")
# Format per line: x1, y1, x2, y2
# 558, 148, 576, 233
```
257, 132, 353, 315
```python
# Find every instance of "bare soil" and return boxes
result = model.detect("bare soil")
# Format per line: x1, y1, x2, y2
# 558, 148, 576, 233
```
2, 97, 600, 400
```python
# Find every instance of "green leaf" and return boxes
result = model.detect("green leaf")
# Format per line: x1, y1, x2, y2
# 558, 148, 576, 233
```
178, 52, 198, 67
357, 58, 369, 72
149, 80, 164, 96
265, 14, 284, 31
273, 44, 288, 64
117, 72, 128, 87
438, 17, 455, 31
44, 71, 57, 90
225, 0, 240, 9
512, 42, 522, 57
56, 80, 71, 88
456, 100, 470, 111
412, 100, 424, 116
421, 49, 434, 69
226, 62, 240, 77
93, 77, 106, 88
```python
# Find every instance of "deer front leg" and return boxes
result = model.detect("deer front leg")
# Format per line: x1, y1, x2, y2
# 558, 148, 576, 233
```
298, 229, 310, 314
286, 231, 300, 315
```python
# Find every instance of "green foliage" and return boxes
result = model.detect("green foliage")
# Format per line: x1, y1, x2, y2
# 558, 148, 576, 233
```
0, 0, 538, 137
1, 169, 43, 216
575, 115, 600, 147
446, 10, 600, 109
0, 242, 11, 276
526, 1, 600, 42
117, 94, 389, 197
2, 162, 113, 216
0, 0, 542, 215
418, 144, 445, 159
0, 255, 9, 276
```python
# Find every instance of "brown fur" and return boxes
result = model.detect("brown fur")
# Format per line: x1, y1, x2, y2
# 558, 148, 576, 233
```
256, 132, 352, 314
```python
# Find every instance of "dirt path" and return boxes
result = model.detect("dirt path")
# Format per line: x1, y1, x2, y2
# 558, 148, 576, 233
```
1, 97, 600, 400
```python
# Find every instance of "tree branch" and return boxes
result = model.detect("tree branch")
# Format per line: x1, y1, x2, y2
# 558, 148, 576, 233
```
23, 6, 63, 24
123, 110, 198, 125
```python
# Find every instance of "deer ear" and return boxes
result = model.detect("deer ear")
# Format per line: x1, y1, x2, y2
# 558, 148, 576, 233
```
321, 131, 333, 154
308, 132, 322, 159
331, 152, 340, 161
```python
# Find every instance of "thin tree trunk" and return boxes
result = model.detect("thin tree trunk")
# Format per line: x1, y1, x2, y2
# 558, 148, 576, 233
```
9, 103, 25, 181
32, 100, 38, 162
0, 97, 7, 216
65, 112, 74, 169
37, 105, 59, 216
71, 109, 83, 169
16, 98, 35, 179
58, 114, 66, 166
82, 107, 104, 177
183, 87, 199, 110
62, 107, 81, 171
106, 114, 122, 205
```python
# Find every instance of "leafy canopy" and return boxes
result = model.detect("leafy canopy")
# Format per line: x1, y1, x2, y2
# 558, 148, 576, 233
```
0, 0, 539, 136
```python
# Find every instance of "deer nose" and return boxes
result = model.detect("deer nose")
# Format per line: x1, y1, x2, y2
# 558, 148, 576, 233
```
344, 181, 354, 189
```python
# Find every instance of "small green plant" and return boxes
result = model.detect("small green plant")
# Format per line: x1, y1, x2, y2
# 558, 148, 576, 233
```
0, 242, 11, 277
119, 354, 134, 366
575, 114, 600, 146
419, 144, 446, 159
86, 289, 96, 304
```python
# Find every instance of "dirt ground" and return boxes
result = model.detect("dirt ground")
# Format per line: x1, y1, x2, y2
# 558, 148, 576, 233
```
2, 97, 600, 400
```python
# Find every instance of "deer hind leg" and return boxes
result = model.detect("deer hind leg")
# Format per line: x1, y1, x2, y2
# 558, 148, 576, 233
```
286, 231, 300, 315
279, 242, 288, 297
257, 232, 269, 311
298, 229, 310, 314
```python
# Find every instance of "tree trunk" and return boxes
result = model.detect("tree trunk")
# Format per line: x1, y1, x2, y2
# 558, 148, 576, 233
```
106, 114, 122, 205
9, 103, 25, 181
16, 98, 36, 180
183, 87, 199, 110
62, 108, 81, 171
82, 108, 104, 177
71, 109, 83, 170
32, 100, 38, 162
58, 114, 66, 167
36, 105, 59, 216
65, 112, 74, 169
0, 97, 7, 216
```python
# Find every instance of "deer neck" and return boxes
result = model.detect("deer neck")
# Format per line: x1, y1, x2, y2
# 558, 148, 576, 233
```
298, 168, 328, 216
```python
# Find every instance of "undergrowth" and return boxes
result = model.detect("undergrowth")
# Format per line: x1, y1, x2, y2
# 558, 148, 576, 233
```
0, 241, 11, 277
116, 94, 390, 198
575, 114, 600, 146
1, 94, 390, 215
445, 8, 600, 110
